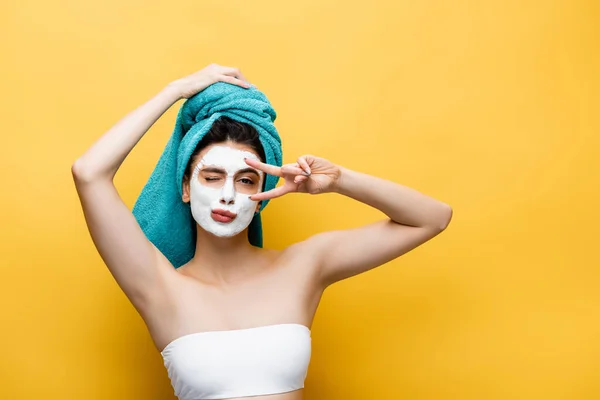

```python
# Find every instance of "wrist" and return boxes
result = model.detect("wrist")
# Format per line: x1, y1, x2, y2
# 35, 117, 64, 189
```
332, 166, 351, 194
162, 81, 184, 102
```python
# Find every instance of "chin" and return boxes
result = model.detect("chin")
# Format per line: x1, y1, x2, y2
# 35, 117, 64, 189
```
200, 224, 247, 238
211, 230, 241, 238
194, 212, 254, 238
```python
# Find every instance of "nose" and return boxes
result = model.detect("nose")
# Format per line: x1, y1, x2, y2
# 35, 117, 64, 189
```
219, 176, 235, 205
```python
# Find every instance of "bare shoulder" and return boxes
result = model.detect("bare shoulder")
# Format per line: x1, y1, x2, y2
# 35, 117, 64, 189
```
281, 232, 330, 260
278, 236, 320, 264
274, 234, 328, 284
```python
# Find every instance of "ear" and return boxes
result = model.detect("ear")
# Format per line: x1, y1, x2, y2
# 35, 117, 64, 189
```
182, 178, 190, 203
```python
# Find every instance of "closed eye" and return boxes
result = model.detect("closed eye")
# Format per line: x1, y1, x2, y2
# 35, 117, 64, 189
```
204, 177, 255, 185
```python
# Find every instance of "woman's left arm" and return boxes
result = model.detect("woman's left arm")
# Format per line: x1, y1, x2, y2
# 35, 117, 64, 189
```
311, 165, 452, 287
245, 155, 453, 288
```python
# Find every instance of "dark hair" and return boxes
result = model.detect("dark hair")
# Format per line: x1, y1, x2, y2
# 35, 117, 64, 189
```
183, 116, 266, 192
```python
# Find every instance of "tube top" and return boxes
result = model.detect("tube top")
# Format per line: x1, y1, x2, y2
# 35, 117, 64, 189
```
160, 323, 312, 400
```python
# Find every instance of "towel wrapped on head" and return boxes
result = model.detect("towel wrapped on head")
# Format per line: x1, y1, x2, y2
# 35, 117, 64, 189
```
132, 82, 283, 268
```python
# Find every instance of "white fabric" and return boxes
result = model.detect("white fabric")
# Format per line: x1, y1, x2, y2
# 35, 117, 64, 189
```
161, 323, 312, 400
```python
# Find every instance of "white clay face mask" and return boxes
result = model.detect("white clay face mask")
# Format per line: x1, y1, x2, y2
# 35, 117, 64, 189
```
189, 145, 264, 238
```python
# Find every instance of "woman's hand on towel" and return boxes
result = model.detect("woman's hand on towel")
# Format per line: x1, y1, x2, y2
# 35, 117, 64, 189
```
168, 63, 253, 99
245, 155, 341, 201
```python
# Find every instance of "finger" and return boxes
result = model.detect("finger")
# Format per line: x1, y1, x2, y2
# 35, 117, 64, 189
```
250, 185, 292, 201
219, 75, 251, 89
244, 157, 282, 177
220, 67, 249, 84
297, 156, 311, 175
281, 164, 305, 176
294, 175, 309, 184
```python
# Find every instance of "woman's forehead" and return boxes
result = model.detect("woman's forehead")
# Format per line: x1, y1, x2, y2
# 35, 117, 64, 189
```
198, 141, 260, 158
193, 145, 262, 174
202, 145, 258, 160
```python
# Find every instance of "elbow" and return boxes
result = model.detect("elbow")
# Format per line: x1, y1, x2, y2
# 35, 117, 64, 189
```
425, 204, 452, 231
438, 205, 453, 230
71, 158, 92, 183
71, 158, 111, 183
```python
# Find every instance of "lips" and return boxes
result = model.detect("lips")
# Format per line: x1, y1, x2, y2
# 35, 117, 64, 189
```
211, 209, 237, 223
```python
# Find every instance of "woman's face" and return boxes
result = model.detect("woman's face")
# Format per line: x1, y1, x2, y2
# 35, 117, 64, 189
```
184, 142, 264, 238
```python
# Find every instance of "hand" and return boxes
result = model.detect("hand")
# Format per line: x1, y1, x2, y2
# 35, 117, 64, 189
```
245, 155, 342, 201
167, 63, 253, 100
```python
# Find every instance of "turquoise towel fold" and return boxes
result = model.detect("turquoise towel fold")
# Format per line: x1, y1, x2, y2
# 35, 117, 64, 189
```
132, 82, 283, 268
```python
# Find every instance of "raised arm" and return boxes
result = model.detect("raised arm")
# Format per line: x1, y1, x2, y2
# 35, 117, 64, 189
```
244, 155, 453, 290
72, 84, 182, 311
71, 64, 252, 311
308, 166, 452, 288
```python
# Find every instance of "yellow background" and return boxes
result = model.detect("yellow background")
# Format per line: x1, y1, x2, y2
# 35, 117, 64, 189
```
1, 0, 599, 398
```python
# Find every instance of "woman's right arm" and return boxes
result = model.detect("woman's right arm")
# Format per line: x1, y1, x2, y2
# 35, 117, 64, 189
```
72, 84, 182, 313
71, 64, 251, 312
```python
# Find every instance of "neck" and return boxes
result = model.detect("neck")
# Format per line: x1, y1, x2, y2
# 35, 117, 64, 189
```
184, 225, 264, 284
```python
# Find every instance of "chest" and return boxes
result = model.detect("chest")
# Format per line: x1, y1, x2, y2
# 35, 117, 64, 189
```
172, 262, 320, 332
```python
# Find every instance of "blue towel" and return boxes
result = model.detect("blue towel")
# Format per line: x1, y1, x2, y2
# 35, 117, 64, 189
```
132, 82, 283, 268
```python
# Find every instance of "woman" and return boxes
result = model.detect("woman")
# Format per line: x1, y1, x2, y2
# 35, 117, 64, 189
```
72, 63, 453, 400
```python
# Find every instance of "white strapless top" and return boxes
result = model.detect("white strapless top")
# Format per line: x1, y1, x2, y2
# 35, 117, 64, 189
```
160, 323, 312, 400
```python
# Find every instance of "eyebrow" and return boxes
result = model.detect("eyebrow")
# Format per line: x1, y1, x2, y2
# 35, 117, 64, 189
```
201, 167, 260, 177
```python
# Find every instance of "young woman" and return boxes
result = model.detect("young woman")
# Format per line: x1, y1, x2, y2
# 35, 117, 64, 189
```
72, 63, 453, 400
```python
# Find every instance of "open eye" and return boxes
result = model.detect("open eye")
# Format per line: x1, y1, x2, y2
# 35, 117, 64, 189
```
239, 178, 255, 185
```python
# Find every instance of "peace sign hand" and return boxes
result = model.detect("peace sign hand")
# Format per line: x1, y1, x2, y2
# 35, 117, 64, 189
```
245, 155, 342, 202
